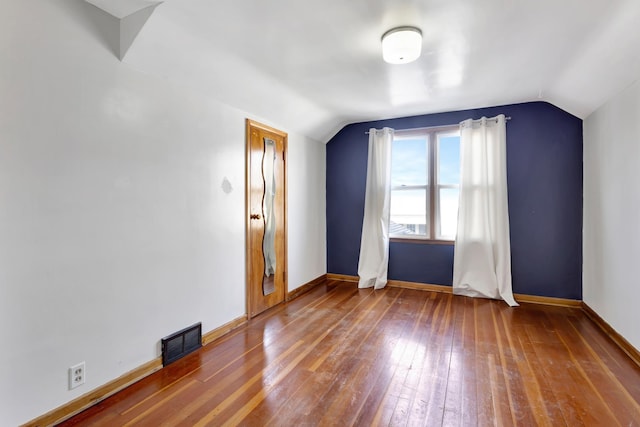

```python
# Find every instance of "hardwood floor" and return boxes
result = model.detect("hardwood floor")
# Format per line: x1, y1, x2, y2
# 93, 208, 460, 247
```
58, 280, 640, 426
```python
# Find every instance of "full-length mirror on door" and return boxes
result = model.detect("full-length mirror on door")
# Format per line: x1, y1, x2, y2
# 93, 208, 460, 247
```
262, 137, 277, 296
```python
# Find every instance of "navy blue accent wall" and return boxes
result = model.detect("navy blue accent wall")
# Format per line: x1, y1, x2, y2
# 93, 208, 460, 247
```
326, 102, 583, 299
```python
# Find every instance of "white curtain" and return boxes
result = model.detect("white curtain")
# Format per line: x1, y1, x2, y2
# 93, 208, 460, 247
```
453, 115, 518, 306
357, 127, 394, 289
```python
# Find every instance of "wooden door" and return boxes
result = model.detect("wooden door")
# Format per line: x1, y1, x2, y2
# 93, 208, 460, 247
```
246, 119, 287, 318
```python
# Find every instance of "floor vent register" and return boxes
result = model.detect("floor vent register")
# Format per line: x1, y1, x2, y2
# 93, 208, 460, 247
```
161, 322, 202, 366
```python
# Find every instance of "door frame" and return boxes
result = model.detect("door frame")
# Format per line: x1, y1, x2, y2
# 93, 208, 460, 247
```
245, 118, 288, 319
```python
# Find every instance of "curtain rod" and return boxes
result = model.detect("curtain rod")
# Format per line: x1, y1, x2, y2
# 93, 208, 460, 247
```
365, 116, 511, 134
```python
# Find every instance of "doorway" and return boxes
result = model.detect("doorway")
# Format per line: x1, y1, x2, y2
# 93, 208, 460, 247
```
245, 119, 287, 319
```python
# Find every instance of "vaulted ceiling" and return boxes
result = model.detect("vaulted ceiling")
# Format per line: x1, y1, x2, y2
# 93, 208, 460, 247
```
96, 0, 640, 141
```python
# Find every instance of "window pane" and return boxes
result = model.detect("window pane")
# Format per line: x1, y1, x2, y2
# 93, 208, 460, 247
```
438, 188, 459, 239
438, 133, 460, 185
390, 188, 428, 236
391, 137, 428, 187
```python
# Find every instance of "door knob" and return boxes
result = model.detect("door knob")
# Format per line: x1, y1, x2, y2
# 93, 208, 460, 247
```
250, 214, 261, 220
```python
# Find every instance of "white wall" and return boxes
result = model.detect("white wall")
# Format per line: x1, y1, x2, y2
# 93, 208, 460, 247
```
583, 77, 640, 352
288, 135, 327, 290
0, 2, 325, 425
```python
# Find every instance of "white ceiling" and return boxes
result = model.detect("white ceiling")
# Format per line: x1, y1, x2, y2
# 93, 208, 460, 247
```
119, 0, 640, 141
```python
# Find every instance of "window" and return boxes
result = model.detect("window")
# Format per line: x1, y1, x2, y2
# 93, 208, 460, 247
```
390, 125, 460, 242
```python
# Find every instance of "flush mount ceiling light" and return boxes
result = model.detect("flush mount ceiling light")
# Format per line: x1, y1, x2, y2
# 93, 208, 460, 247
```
381, 26, 422, 64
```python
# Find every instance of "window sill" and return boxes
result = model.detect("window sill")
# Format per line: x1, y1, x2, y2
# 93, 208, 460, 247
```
390, 237, 455, 245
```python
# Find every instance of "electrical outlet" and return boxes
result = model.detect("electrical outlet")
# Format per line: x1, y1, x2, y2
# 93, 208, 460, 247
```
69, 362, 85, 390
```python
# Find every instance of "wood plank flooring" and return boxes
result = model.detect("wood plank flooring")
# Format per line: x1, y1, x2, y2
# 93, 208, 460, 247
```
58, 280, 640, 426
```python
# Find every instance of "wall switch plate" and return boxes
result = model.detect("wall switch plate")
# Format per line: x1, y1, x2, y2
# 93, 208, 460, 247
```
69, 362, 85, 389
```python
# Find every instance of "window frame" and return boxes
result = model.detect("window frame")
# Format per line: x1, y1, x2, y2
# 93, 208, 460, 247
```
389, 124, 460, 245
